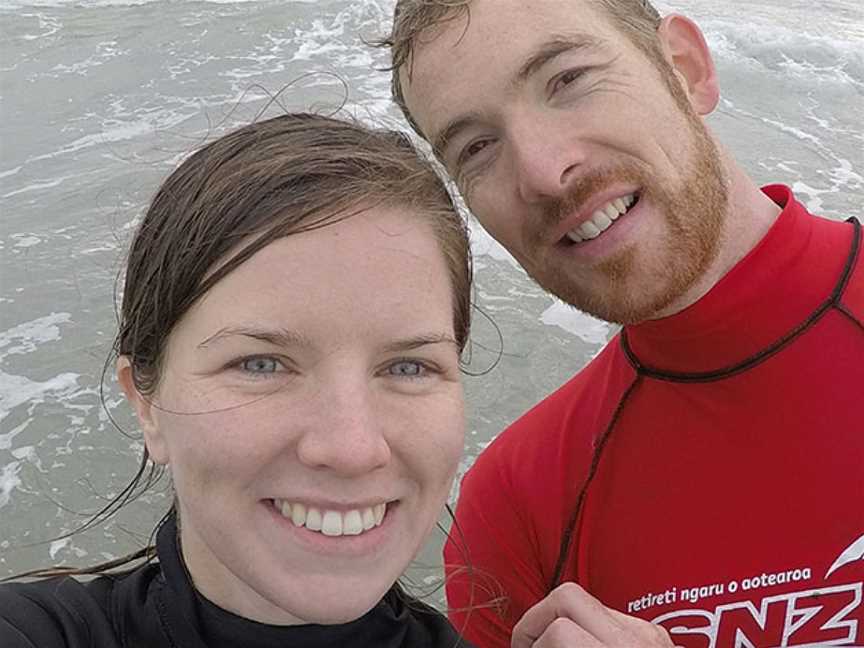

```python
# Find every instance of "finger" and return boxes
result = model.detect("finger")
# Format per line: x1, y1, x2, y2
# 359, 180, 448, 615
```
604, 607, 676, 645
511, 587, 571, 648
553, 583, 628, 641
516, 583, 676, 646
513, 616, 603, 648
512, 583, 617, 648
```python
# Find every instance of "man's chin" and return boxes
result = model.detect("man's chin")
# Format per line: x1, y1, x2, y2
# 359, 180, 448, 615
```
547, 279, 692, 326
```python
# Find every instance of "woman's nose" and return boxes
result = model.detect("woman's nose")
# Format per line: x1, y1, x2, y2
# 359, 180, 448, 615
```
295, 383, 391, 476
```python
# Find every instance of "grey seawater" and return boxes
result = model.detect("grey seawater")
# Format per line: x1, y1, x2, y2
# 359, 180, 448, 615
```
1, 0, 861, 612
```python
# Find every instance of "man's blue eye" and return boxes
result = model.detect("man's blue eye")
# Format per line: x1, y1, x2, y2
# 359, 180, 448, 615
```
240, 357, 279, 373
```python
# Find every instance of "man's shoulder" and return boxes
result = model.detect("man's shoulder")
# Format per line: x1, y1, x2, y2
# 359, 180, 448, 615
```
449, 336, 639, 602
806, 208, 864, 321
496, 337, 632, 443
839, 216, 864, 322
466, 336, 635, 487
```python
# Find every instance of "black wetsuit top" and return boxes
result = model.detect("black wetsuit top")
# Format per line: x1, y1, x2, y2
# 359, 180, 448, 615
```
0, 513, 471, 648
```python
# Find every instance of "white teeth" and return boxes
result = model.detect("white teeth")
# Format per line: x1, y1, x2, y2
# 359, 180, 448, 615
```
373, 503, 385, 526
275, 500, 387, 538
343, 510, 364, 536
579, 221, 601, 239
305, 507, 322, 532
565, 193, 637, 244
603, 204, 619, 221
321, 511, 342, 536
592, 211, 613, 230
280, 499, 293, 519
291, 502, 306, 527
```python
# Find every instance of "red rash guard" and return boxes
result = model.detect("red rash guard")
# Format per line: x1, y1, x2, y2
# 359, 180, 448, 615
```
445, 186, 864, 648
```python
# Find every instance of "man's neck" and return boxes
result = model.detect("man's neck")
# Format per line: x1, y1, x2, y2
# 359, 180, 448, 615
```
650, 155, 782, 322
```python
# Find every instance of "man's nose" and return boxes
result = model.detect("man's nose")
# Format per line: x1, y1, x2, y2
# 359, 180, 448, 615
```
295, 383, 391, 477
510, 113, 583, 204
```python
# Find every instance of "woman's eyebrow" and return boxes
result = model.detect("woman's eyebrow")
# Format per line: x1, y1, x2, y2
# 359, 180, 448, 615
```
381, 333, 459, 354
197, 326, 313, 349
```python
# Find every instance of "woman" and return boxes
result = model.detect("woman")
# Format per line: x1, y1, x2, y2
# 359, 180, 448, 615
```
0, 113, 474, 647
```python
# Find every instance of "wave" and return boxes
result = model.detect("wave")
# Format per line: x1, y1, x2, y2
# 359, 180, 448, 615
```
0, 0, 320, 10
705, 21, 864, 87
652, 0, 863, 87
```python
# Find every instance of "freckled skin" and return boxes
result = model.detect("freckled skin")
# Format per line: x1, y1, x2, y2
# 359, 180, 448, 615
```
124, 206, 465, 626
401, 0, 731, 324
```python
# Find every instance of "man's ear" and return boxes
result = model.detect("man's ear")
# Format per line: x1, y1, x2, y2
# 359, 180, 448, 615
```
116, 356, 169, 465
657, 14, 720, 116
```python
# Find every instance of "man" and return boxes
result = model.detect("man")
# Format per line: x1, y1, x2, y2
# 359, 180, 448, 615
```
381, 0, 864, 646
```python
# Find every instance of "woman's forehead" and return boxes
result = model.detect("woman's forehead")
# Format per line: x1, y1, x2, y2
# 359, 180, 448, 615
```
174, 208, 456, 342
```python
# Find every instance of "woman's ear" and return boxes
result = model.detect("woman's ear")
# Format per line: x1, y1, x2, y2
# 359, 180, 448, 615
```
116, 356, 169, 465
657, 14, 720, 116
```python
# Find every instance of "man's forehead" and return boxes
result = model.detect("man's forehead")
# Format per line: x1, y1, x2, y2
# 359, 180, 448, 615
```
403, 0, 612, 88
402, 1, 614, 142
411, 0, 605, 41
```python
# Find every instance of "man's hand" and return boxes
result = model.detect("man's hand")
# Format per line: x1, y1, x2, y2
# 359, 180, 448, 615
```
511, 583, 676, 647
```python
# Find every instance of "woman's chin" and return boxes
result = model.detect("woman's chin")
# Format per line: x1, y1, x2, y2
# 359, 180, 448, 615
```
274, 594, 386, 627
256, 572, 400, 627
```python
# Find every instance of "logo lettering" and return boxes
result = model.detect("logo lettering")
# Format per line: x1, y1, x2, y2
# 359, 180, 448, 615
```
653, 584, 862, 648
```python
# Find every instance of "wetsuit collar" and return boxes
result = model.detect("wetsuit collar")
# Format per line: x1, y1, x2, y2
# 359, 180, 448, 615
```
623, 185, 847, 375
153, 511, 461, 648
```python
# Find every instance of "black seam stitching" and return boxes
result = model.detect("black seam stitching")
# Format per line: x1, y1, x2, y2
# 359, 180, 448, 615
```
3, 587, 86, 647
549, 374, 642, 591
106, 579, 128, 648
154, 578, 181, 648
834, 302, 864, 334
835, 217, 864, 333
0, 616, 39, 647
621, 218, 861, 383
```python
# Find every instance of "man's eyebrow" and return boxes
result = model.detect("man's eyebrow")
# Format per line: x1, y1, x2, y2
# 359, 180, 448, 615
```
381, 333, 459, 354
431, 110, 486, 159
516, 33, 607, 83
197, 327, 313, 349
431, 34, 606, 158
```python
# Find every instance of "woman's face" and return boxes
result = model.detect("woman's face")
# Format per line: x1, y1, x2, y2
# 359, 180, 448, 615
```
120, 205, 465, 625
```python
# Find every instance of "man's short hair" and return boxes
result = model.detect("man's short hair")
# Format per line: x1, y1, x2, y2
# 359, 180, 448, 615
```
380, 0, 665, 136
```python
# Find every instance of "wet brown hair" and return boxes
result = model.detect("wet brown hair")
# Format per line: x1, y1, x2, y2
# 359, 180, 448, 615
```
377, 0, 664, 136
8, 112, 472, 581
121, 112, 471, 396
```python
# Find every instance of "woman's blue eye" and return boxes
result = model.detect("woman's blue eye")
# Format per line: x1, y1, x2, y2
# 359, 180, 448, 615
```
388, 361, 425, 377
240, 357, 280, 374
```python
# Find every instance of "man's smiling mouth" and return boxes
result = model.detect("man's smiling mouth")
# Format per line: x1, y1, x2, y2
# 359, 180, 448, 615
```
564, 193, 639, 244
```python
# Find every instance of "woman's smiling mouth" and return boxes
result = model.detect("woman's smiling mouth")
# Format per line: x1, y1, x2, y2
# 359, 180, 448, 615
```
271, 499, 388, 537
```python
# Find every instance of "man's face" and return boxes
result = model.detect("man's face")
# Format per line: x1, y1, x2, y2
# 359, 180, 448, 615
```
401, 0, 728, 324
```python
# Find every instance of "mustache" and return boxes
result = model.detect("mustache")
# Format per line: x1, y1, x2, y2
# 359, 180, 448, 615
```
542, 164, 647, 226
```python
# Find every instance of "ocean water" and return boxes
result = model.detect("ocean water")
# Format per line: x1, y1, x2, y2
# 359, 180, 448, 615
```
0, 0, 861, 608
